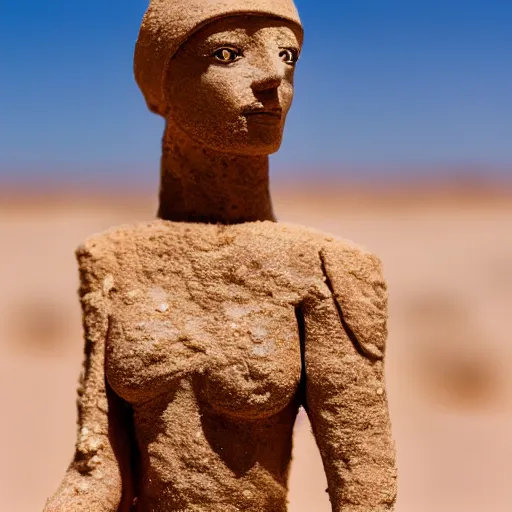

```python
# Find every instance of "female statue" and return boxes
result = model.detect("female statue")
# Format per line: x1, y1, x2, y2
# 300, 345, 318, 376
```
45, 1, 396, 510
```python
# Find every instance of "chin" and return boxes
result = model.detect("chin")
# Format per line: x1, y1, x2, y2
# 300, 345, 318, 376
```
238, 130, 284, 156
201, 137, 283, 157
177, 118, 284, 156
256, 140, 282, 155
228, 141, 282, 156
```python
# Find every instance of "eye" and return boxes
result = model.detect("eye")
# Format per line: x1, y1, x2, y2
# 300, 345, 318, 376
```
213, 47, 241, 63
279, 48, 299, 65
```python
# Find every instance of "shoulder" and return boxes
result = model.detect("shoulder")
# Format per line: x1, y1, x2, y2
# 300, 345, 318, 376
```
75, 220, 171, 287
269, 222, 384, 270
75, 219, 218, 290
78, 218, 186, 249
320, 236, 385, 283
76, 219, 193, 264
315, 235, 388, 359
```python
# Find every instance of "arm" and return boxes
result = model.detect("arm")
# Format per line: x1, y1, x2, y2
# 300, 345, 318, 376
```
44, 244, 129, 511
303, 242, 397, 511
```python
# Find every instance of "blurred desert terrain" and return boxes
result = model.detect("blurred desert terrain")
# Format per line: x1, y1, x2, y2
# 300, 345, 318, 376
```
1, 183, 511, 512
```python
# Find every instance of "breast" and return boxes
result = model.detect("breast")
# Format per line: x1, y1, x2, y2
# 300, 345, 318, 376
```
199, 301, 302, 419
106, 288, 302, 417
105, 285, 212, 404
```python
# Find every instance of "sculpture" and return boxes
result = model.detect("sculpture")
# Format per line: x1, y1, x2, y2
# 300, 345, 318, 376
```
45, 1, 397, 510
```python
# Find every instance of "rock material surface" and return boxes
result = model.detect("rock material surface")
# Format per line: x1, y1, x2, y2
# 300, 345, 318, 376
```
44, 0, 396, 510
46, 221, 396, 511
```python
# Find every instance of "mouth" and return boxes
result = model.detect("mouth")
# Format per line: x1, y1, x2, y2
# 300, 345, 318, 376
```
243, 108, 282, 120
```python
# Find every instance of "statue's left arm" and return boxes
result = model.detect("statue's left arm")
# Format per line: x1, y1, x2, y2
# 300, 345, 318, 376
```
302, 241, 397, 511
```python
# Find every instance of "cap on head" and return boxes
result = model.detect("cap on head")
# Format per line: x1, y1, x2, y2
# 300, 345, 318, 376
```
134, 0, 302, 117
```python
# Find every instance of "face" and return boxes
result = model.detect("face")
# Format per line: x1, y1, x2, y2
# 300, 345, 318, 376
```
164, 15, 302, 156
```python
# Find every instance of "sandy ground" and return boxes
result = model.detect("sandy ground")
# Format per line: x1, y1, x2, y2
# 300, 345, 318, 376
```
1, 187, 511, 511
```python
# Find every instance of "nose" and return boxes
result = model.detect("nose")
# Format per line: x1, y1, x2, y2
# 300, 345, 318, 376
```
250, 59, 284, 93
251, 73, 282, 93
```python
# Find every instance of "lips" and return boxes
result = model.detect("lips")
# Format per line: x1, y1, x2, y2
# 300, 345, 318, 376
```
243, 108, 282, 119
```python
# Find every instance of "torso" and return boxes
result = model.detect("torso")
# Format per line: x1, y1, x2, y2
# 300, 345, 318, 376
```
101, 220, 334, 511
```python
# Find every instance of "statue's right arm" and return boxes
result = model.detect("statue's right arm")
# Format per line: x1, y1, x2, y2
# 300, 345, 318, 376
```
44, 243, 129, 512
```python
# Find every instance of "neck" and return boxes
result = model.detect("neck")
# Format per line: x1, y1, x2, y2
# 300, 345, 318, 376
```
158, 123, 276, 224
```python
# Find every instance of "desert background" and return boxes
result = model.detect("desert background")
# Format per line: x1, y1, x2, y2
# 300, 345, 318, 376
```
2, 1, 511, 510
1, 181, 511, 511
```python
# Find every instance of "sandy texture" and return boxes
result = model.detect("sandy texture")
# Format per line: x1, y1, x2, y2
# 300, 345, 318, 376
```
155, 14, 302, 223
42, 219, 395, 511
46, 2, 395, 509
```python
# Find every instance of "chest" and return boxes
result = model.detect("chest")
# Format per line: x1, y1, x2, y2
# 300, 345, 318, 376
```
105, 254, 306, 416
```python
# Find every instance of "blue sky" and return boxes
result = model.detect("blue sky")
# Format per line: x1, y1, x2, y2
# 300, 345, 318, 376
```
1, 0, 511, 183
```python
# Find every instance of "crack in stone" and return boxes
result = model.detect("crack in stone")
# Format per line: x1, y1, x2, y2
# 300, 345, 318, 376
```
294, 302, 308, 413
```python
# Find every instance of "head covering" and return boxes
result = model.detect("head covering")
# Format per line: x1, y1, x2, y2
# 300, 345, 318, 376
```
134, 0, 302, 116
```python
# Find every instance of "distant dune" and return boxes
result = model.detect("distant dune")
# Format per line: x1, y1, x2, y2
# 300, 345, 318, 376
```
1, 176, 511, 210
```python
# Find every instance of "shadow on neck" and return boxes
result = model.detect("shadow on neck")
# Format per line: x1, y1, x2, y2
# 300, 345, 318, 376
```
157, 123, 276, 225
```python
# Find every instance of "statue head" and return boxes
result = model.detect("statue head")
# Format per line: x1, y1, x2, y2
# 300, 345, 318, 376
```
134, 0, 303, 156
